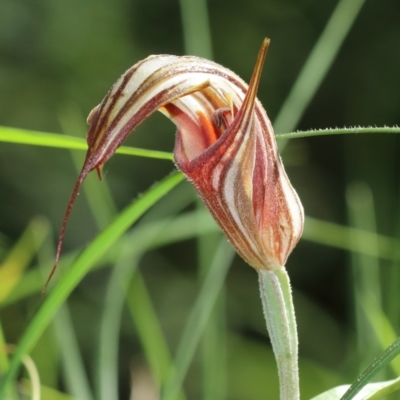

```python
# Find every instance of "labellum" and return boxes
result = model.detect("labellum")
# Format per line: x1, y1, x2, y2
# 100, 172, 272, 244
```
46, 38, 304, 290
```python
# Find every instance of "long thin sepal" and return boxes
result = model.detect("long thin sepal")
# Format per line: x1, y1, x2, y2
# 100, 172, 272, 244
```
42, 167, 90, 295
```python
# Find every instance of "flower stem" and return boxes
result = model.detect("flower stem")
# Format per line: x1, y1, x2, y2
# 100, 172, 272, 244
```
258, 267, 299, 400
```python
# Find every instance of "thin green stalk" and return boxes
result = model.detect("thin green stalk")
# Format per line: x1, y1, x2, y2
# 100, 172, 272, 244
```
53, 306, 94, 400
97, 254, 139, 400
200, 296, 227, 400
0, 322, 8, 373
127, 270, 186, 400
0, 126, 173, 160
258, 268, 299, 400
346, 182, 382, 366
162, 239, 235, 400
274, 0, 367, 134
303, 216, 400, 261
276, 126, 400, 140
0, 172, 184, 397
341, 337, 400, 400
0, 321, 18, 400
179, 0, 212, 58
196, 202, 226, 400
358, 295, 400, 375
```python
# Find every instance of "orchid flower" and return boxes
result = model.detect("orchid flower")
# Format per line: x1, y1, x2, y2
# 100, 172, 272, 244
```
50, 38, 303, 281
49, 38, 304, 400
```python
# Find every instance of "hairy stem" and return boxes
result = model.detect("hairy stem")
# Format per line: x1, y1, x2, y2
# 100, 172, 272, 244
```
258, 268, 299, 400
276, 126, 400, 140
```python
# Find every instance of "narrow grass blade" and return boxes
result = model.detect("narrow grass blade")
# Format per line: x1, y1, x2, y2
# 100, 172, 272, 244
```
358, 296, 400, 376
97, 260, 136, 400
341, 337, 400, 400
200, 294, 227, 400
195, 201, 226, 400
276, 127, 400, 140
0, 218, 48, 302
303, 216, 400, 262
0, 321, 8, 373
274, 0, 367, 133
179, 0, 212, 58
127, 270, 186, 400
0, 171, 184, 396
162, 239, 235, 400
53, 306, 94, 400
0, 126, 173, 160
346, 182, 382, 368
0, 321, 18, 400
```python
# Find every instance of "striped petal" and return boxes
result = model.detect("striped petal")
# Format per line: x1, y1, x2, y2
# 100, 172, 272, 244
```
49, 38, 304, 288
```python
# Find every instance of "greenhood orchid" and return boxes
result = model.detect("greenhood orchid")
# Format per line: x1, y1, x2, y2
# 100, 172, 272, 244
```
48, 38, 304, 288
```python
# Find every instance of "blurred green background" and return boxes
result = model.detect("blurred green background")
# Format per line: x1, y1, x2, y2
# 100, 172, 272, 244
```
1, 0, 400, 399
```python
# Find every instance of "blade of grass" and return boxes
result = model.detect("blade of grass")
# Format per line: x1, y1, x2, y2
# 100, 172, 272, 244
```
179, 0, 212, 58
53, 306, 94, 400
274, 0, 367, 134
0, 171, 184, 397
303, 216, 400, 262
340, 337, 400, 400
0, 322, 8, 373
0, 218, 48, 302
199, 285, 227, 400
97, 255, 137, 400
358, 295, 400, 376
162, 238, 235, 400
196, 201, 226, 400
127, 269, 186, 400
276, 127, 400, 140
0, 126, 173, 160
0, 321, 18, 400
346, 182, 383, 369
